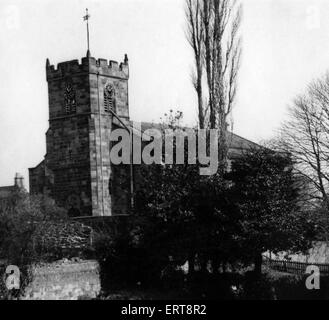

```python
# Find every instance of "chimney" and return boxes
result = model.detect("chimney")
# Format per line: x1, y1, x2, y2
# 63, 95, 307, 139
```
14, 173, 24, 189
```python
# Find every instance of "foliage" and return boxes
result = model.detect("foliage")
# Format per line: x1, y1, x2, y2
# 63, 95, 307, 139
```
0, 191, 93, 299
128, 108, 316, 284
134, 119, 227, 274
306, 204, 329, 241
227, 148, 314, 272
31, 220, 93, 261
92, 215, 178, 290
91, 110, 318, 294
0, 191, 93, 265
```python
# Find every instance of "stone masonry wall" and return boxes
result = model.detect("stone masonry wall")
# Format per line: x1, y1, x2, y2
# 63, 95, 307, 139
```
29, 161, 46, 195
43, 55, 129, 217
21, 260, 101, 300
30, 54, 131, 217
88, 60, 129, 217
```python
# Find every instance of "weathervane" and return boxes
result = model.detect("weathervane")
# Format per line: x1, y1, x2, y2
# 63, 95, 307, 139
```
83, 8, 91, 54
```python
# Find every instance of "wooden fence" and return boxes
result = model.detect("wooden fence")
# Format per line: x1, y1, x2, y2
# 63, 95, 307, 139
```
263, 256, 329, 275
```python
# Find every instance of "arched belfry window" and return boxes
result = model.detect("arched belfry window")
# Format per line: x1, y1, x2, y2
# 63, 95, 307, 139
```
104, 83, 116, 113
64, 81, 76, 114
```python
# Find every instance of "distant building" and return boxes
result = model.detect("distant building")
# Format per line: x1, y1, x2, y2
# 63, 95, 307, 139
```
0, 173, 25, 204
28, 51, 259, 218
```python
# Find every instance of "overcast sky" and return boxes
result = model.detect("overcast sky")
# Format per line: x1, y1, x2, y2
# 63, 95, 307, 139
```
1, 0, 329, 187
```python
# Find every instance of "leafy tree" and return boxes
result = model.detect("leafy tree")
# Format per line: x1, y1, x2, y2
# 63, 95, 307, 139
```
228, 148, 314, 275
0, 191, 92, 267
134, 110, 238, 276
132, 110, 314, 284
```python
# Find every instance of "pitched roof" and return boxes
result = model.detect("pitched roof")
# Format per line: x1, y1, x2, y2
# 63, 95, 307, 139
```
226, 132, 261, 158
129, 121, 261, 157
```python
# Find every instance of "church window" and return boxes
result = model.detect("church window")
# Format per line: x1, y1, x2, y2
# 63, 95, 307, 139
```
104, 83, 115, 113
64, 82, 76, 114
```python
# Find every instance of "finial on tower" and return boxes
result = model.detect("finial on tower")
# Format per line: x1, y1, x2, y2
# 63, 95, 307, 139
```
83, 8, 91, 55
46, 58, 50, 68
86, 50, 91, 58
124, 54, 129, 64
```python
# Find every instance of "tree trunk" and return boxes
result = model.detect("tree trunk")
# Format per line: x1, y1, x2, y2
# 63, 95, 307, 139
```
196, 61, 204, 129
211, 256, 221, 274
254, 253, 262, 276
188, 253, 195, 275
200, 256, 208, 274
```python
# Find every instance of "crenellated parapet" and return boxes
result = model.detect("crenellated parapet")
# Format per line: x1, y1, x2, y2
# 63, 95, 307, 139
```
46, 52, 129, 81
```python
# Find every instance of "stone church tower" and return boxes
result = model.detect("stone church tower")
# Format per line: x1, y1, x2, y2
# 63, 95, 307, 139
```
29, 51, 131, 217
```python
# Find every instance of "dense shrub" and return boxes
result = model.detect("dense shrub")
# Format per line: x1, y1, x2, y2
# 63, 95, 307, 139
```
92, 217, 178, 293
239, 272, 275, 300
268, 272, 329, 300
0, 191, 93, 299
0, 192, 93, 265
31, 220, 93, 261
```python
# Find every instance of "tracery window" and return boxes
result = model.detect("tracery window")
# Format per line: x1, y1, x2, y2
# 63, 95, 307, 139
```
64, 82, 76, 114
104, 83, 115, 113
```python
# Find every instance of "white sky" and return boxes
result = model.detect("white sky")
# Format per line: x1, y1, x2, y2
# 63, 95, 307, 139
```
1, 0, 329, 187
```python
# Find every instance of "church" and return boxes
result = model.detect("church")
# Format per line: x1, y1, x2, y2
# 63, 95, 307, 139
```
27, 49, 259, 218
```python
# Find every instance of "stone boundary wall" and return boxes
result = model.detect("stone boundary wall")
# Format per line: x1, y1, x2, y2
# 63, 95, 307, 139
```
21, 260, 101, 300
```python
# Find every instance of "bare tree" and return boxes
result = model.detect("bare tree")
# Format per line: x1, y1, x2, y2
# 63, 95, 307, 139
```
204, 0, 242, 174
279, 73, 329, 208
186, 0, 205, 129
185, 0, 242, 172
